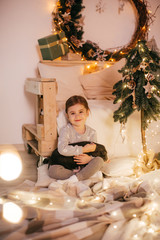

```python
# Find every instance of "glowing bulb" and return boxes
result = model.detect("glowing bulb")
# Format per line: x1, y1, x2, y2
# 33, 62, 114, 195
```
148, 228, 154, 233
104, 64, 110, 68
0, 152, 22, 181
3, 202, 23, 223
94, 196, 100, 201
112, 211, 117, 216
139, 221, 146, 226
133, 234, 138, 239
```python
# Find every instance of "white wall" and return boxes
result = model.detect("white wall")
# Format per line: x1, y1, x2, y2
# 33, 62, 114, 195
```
0, 0, 54, 144
0, 0, 159, 144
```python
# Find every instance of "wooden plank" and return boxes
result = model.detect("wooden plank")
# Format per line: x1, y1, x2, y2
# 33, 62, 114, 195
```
42, 82, 57, 141
40, 60, 114, 66
22, 125, 35, 141
25, 78, 56, 95
25, 79, 42, 95
38, 139, 57, 156
23, 124, 38, 138
37, 124, 44, 138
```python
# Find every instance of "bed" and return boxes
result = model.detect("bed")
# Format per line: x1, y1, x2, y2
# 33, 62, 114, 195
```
0, 59, 160, 240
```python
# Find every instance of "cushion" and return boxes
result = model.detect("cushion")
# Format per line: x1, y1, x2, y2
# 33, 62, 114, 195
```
35, 164, 55, 187
79, 58, 126, 100
102, 156, 136, 177
38, 63, 85, 101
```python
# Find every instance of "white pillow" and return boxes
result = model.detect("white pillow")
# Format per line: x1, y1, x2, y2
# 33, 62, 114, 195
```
103, 157, 136, 177
38, 63, 85, 101
79, 58, 126, 100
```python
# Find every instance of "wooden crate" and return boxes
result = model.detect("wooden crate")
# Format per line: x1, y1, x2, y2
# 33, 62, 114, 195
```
22, 124, 57, 157
23, 78, 57, 158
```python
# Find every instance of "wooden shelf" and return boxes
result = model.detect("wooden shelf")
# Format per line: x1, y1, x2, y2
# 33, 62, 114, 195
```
23, 78, 57, 157
40, 59, 114, 67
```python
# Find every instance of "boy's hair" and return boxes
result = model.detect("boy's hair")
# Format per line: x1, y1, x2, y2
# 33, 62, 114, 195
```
65, 95, 89, 113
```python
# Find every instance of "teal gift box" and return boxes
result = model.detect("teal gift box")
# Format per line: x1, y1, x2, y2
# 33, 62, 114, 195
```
38, 31, 69, 60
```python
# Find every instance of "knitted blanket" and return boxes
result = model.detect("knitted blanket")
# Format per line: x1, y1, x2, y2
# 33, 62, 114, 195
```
0, 170, 160, 240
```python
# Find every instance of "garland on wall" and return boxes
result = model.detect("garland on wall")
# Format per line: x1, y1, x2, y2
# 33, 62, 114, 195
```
52, 0, 154, 61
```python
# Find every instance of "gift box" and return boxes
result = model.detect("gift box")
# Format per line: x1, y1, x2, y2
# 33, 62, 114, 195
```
38, 31, 69, 60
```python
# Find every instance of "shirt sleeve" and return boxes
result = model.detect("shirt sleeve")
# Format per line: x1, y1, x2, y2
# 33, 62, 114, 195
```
88, 127, 97, 143
57, 126, 83, 156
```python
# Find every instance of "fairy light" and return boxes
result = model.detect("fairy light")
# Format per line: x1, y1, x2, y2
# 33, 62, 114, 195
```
139, 221, 146, 227
111, 210, 117, 216
27, 196, 37, 205
148, 227, 155, 233
87, 65, 91, 69
104, 64, 110, 68
113, 224, 117, 229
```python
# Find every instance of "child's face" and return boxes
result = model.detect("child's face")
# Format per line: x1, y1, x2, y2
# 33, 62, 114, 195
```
67, 103, 89, 128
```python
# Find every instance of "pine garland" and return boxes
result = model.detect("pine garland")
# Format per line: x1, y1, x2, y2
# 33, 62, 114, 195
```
53, 0, 152, 61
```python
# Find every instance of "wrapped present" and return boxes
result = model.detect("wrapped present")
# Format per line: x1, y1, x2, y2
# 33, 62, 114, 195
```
38, 31, 69, 60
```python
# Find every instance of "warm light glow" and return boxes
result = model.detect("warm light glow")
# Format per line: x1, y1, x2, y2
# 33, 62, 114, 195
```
0, 151, 22, 181
48, 1, 56, 13
104, 64, 110, 68
3, 202, 23, 223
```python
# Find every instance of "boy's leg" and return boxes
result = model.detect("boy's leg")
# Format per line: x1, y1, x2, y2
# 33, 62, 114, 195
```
48, 165, 74, 180
76, 157, 104, 181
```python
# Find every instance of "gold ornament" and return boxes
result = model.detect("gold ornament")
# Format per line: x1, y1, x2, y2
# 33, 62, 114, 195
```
132, 103, 137, 109
128, 80, 136, 89
147, 93, 152, 98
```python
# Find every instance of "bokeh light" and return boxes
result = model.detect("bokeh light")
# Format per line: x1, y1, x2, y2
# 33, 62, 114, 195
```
0, 151, 22, 181
3, 202, 23, 223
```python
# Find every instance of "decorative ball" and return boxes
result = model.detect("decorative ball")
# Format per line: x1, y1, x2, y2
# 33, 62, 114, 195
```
132, 103, 137, 109
128, 80, 136, 89
147, 93, 152, 99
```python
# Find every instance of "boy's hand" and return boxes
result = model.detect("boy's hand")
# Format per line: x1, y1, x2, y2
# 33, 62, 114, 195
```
74, 154, 92, 164
83, 143, 96, 153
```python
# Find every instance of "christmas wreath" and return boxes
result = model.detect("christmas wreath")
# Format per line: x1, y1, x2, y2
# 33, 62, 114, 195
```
53, 0, 151, 61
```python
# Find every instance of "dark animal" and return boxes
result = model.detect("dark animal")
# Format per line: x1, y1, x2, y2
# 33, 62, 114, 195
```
43, 141, 108, 170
